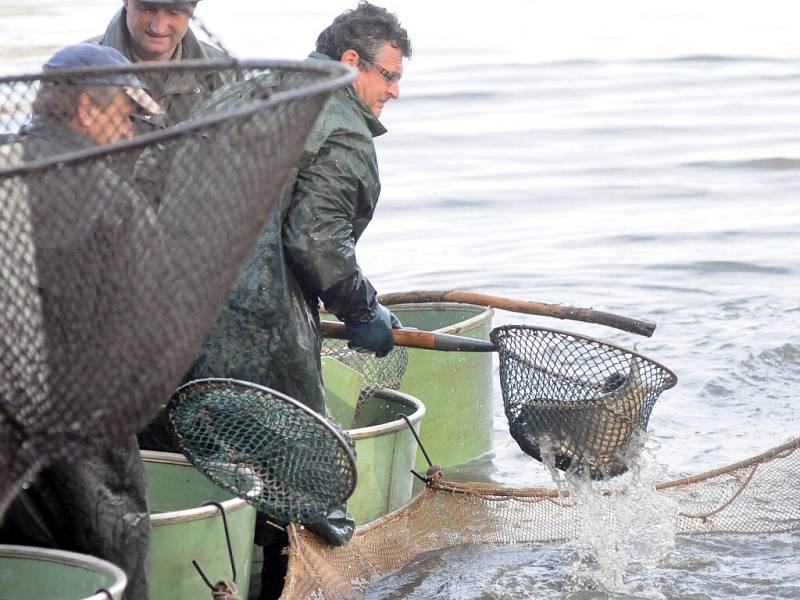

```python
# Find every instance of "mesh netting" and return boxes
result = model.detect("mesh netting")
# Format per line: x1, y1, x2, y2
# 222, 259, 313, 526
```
321, 338, 408, 402
0, 59, 353, 517
491, 325, 678, 479
168, 379, 357, 526
281, 437, 800, 600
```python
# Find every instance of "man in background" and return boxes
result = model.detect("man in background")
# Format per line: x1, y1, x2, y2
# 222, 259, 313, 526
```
93, 0, 231, 126
188, 2, 412, 597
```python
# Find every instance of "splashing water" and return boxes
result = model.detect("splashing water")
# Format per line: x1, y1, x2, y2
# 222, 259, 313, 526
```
541, 435, 679, 593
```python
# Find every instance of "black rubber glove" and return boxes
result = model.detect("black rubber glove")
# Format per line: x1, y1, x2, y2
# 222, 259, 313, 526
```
345, 304, 400, 357
304, 507, 355, 547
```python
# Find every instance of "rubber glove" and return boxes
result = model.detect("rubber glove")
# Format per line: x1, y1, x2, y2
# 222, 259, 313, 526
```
390, 311, 403, 329
346, 304, 401, 357
304, 507, 355, 547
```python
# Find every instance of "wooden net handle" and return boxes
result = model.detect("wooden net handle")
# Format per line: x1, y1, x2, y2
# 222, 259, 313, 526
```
377, 290, 656, 337
320, 321, 495, 352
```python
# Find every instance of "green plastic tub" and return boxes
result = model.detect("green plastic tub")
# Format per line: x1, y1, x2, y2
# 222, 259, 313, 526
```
248, 387, 425, 596
143, 451, 257, 600
347, 388, 426, 525
386, 302, 494, 470
0, 544, 126, 599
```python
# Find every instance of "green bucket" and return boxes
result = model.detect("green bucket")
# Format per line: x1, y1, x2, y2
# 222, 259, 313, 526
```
143, 451, 257, 600
386, 302, 494, 470
248, 388, 425, 596
0, 545, 126, 599
347, 388, 426, 525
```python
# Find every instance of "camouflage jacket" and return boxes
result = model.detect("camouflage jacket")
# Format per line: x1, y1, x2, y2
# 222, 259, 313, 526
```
91, 8, 233, 126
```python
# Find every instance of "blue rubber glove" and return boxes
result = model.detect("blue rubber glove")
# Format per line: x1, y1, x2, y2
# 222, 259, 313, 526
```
346, 305, 401, 357
389, 311, 403, 330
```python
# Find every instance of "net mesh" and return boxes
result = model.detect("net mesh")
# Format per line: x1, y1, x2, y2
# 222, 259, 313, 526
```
168, 379, 357, 526
0, 59, 353, 517
321, 338, 408, 402
492, 325, 678, 479
281, 437, 800, 599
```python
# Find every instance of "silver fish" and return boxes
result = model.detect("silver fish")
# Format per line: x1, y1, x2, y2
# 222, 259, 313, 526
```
510, 357, 650, 479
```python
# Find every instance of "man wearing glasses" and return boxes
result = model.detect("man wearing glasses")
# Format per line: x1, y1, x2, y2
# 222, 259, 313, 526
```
187, 2, 412, 598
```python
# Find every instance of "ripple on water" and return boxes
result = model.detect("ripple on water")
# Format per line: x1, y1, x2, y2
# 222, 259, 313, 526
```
684, 158, 800, 170
651, 261, 793, 276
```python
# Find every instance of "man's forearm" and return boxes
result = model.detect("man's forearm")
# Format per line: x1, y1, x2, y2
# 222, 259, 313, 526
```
318, 271, 377, 324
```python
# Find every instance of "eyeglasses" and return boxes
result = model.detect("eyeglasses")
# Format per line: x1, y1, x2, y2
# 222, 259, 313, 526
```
361, 58, 402, 85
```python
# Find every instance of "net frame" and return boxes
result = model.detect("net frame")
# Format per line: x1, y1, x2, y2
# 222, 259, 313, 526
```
0, 59, 353, 178
491, 325, 678, 479
168, 378, 358, 526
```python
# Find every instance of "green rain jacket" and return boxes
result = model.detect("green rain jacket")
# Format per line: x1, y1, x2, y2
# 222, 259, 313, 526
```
189, 52, 388, 415
91, 8, 232, 126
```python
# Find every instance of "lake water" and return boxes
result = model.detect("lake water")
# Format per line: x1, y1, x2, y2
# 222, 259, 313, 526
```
2, 1, 799, 597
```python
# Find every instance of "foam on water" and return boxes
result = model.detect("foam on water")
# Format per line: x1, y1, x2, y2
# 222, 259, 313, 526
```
563, 440, 679, 593
366, 441, 799, 598
365, 530, 800, 599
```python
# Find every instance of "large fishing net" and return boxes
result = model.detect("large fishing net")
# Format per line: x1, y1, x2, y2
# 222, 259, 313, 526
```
492, 325, 678, 479
0, 58, 353, 517
281, 436, 800, 599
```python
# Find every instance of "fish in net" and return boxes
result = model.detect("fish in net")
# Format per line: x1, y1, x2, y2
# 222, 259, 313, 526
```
491, 325, 678, 479
0, 58, 353, 517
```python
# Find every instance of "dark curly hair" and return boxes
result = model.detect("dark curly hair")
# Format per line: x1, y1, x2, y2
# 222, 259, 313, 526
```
315, 2, 412, 64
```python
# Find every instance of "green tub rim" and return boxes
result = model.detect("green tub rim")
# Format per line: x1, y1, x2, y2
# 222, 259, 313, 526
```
346, 389, 426, 441
385, 302, 494, 334
141, 450, 251, 526
0, 543, 128, 599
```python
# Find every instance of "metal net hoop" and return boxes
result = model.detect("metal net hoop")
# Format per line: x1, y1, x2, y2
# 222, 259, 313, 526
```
0, 58, 353, 517
168, 379, 357, 526
490, 325, 677, 479
0, 59, 353, 177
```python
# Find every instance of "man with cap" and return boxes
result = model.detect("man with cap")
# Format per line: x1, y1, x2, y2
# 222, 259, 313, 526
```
92, 0, 232, 128
0, 43, 164, 600
32, 42, 164, 144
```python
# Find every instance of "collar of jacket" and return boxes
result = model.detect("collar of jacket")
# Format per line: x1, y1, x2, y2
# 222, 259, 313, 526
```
21, 116, 98, 153
101, 9, 216, 63
307, 51, 388, 138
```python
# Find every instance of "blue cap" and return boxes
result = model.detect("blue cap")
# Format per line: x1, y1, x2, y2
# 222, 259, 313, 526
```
43, 43, 143, 88
42, 43, 163, 115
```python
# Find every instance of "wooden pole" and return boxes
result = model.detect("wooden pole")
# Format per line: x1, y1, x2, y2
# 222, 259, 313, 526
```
377, 290, 656, 337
